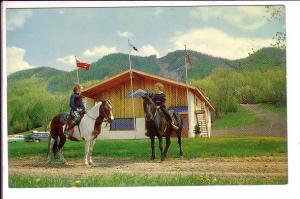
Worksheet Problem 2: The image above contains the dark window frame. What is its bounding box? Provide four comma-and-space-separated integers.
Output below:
110, 118, 136, 131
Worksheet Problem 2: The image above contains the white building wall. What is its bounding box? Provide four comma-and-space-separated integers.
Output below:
205, 107, 212, 137
188, 91, 195, 138
98, 118, 147, 140
84, 94, 211, 139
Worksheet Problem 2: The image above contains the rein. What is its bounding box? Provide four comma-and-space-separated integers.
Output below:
87, 101, 111, 130
85, 101, 108, 120
145, 96, 158, 121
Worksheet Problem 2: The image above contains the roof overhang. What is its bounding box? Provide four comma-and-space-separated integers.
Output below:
82, 69, 215, 111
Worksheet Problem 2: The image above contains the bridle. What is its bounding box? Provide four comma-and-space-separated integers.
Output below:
86, 100, 112, 124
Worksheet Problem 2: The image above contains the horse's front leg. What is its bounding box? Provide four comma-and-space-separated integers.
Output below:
150, 136, 155, 160
46, 136, 56, 164
84, 140, 91, 166
158, 135, 165, 161
88, 138, 97, 165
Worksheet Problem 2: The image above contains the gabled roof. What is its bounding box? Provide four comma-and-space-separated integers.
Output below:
82, 69, 214, 111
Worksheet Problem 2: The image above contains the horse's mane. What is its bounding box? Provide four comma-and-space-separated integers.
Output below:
85, 101, 102, 116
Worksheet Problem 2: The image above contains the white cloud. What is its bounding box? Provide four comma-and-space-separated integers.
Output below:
138, 45, 160, 57
190, 6, 268, 31
169, 27, 272, 60
7, 10, 32, 31
56, 55, 76, 67
83, 45, 117, 58
7, 46, 33, 75
117, 31, 134, 38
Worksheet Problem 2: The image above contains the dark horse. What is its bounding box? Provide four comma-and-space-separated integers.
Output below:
47, 100, 114, 165
142, 93, 183, 161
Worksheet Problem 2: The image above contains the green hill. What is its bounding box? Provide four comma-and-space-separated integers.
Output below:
47, 53, 161, 92
232, 47, 286, 70
158, 50, 234, 80
8, 47, 285, 93
8, 67, 66, 81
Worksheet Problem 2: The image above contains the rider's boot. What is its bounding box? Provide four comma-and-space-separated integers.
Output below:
145, 130, 150, 137
65, 121, 82, 141
64, 122, 75, 137
171, 122, 179, 131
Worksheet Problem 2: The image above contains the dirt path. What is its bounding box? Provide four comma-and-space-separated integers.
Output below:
9, 156, 287, 179
213, 104, 287, 137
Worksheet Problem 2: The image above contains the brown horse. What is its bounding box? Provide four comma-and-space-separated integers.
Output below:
47, 100, 114, 165
142, 93, 183, 161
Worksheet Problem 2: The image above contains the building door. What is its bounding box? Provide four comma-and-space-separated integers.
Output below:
180, 113, 189, 137
171, 113, 189, 137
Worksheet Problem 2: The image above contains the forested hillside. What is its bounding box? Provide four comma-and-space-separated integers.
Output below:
8, 67, 66, 81
47, 53, 161, 92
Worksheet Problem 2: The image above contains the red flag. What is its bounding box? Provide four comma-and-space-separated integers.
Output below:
76, 57, 90, 70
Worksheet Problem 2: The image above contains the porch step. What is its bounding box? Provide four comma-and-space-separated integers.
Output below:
195, 113, 209, 137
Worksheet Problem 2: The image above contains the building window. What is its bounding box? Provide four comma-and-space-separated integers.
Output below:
168, 106, 188, 113
110, 118, 135, 130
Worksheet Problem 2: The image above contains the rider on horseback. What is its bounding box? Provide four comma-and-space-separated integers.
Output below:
64, 84, 85, 137
145, 82, 179, 137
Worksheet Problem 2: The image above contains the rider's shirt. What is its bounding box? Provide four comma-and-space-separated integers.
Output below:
153, 92, 166, 108
70, 92, 84, 111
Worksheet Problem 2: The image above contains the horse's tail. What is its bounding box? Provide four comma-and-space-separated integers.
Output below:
47, 114, 60, 157
178, 117, 183, 135
53, 139, 58, 155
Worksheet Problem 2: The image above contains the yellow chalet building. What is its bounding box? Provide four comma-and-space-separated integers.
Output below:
81, 69, 214, 139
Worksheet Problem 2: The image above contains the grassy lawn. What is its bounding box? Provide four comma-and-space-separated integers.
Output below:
9, 173, 287, 187
8, 137, 287, 187
8, 136, 287, 160
212, 105, 267, 129
259, 103, 287, 116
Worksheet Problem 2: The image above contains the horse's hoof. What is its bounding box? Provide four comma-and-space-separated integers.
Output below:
88, 162, 94, 166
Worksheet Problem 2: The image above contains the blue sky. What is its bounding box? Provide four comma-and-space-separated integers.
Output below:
5, 5, 285, 74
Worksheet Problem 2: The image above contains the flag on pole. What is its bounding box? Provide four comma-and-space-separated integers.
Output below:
185, 50, 192, 65
76, 57, 90, 70
128, 40, 138, 52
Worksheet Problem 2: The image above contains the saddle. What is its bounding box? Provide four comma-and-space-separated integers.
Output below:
60, 113, 84, 141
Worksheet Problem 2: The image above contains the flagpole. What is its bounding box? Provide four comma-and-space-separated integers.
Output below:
128, 40, 136, 130
184, 45, 188, 85
184, 45, 189, 103
185, 45, 191, 137
75, 56, 79, 84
